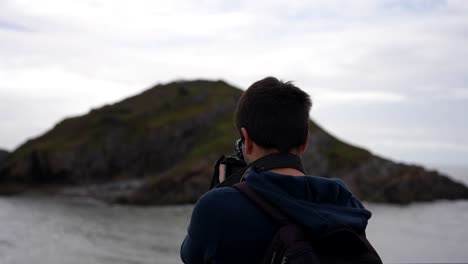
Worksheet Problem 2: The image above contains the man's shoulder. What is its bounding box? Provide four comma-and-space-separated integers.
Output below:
189, 186, 256, 233
195, 187, 245, 211
202, 186, 242, 198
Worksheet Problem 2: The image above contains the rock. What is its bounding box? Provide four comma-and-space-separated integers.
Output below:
0, 149, 9, 162
0, 148, 30, 195
1, 79, 467, 204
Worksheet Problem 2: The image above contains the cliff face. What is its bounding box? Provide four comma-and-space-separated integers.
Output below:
1, 81, 238, 185
1, 80, 467, 204
0, 149, 9, 163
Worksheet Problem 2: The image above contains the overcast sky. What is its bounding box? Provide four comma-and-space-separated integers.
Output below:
1, 0, 467, 167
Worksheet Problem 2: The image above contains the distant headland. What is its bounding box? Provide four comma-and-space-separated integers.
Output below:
0, 149, 9, 162
1, 80, 467, 205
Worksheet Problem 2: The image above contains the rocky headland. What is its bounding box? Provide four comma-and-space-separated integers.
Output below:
1, 80, 467, 205
0, 149, 9, 162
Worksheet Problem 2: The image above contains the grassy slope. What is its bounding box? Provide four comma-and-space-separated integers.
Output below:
4, 79, 461, 204
2, 79, 372, 184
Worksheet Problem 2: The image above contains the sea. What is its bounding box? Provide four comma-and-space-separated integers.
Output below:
0, 165, 467, 264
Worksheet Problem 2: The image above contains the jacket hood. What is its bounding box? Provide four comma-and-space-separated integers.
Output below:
244, 169, 371, 236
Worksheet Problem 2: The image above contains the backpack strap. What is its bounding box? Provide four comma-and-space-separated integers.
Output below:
233, 182, 289, 225
234, 182, 383, 264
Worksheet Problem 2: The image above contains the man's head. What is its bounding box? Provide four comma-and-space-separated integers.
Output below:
235, 77, 312, 163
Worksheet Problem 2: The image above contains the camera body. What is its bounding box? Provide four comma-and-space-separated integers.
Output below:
210, 139, 247, 189
210, 153, 247, 189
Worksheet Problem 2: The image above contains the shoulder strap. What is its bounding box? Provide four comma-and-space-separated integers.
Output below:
251, 153, 305, 174
215, 153, 305, 189
233, 182, 289, 225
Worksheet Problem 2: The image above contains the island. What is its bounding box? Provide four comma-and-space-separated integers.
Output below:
1, 80, 467, 205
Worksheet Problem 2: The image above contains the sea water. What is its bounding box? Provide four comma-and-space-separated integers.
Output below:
0, 166, 467, 264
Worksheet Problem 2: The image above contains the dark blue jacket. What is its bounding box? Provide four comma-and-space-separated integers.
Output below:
180, 170, 372, 264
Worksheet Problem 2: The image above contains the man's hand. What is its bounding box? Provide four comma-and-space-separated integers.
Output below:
218, 164, 226, 183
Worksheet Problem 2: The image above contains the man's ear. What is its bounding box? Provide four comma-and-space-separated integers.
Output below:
299, 131, 310, 154
240, 127, 253, 155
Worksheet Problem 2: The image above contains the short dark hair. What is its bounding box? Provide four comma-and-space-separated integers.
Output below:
235, 77, 312, 153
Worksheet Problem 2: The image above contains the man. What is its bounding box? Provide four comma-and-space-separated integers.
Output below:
180, 77, 376, 263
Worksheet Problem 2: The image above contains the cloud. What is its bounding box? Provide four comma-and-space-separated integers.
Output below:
312, 90, 407, 105
447, 89, 468, 100
372, 139, 468, 153
0, 19, 31, 32
367, 139, 468, 165
0, 0, 467, 165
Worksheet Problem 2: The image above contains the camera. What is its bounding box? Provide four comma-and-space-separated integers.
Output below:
209, 138, 306, 189
209, 138, 248, 189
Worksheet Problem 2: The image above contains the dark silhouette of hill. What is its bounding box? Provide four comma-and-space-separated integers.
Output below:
0, 149, 9, 162
1, 80, 467, 204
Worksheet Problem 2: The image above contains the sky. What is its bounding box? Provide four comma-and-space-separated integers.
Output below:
1, 0, 467, 167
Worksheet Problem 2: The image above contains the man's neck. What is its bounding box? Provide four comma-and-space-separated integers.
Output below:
269, 167, 305, 176
247, 146, 305, 176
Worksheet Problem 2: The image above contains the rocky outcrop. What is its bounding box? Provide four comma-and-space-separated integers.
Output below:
343, 158, 468, 204
0, 149, 8, 162
298, 124, 468, 204
0, 149, 9, 177
1, 80, 467, 204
